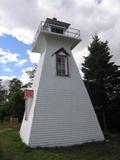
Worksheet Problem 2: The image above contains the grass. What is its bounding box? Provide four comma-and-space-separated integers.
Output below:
0, 122, 120, 160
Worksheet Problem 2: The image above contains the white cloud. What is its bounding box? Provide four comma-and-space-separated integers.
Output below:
73, 47, 89, 77
0, 48, 19, 63
102, 0, 120, 14
0, 76, 16, 80
22, 67, 34, 73
16, 59, 27, 66
4, 68, 12, 73
27, 50, 40, 64
0, 76, 16, 90
0, 0, 36, 44
11, 28, 34, 45
74, 47, 89, 67
20, 67, 34, 85
20, 72, 29, 85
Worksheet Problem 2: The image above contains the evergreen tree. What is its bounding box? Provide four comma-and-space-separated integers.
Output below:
82, 35, 120, 132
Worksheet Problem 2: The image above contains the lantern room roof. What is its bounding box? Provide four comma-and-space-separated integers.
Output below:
45, 18, 70, 29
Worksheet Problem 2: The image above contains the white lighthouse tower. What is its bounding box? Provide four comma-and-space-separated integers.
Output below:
20, 18, 104, 147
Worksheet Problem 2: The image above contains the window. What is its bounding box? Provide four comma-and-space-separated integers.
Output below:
51, 26, 63, 34
56, 54, 69, 76
52, 48, 70, 77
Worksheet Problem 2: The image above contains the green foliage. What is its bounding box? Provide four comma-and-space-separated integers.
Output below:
0, 80, 9, 120
82, 35, 120, 131
0, 103, 10, 120
0, 78, 25, 121
0, 79, 7, 104
8, 78, 23, 99
8, 78, 25, 121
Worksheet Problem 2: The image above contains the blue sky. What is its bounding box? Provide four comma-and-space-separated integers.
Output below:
0, 35, 36, 83
0, 34, 40, 84
0, 0, 120, 84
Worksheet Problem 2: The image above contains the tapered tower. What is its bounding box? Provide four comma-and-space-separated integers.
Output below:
20, 18, 104, 147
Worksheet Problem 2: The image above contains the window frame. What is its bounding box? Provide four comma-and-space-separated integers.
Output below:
56, 53, 69, 77
52, 48, 70, 77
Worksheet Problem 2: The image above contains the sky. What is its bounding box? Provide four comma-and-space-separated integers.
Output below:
0, 0, 120, 84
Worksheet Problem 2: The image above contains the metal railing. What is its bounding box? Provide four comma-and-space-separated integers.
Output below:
33, 21, 80, 47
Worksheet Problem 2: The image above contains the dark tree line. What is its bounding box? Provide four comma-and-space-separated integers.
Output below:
0, 78, 25, 121
82, 35, 120, 132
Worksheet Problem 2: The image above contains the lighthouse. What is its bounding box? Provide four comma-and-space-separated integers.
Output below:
20, 18, 104, 147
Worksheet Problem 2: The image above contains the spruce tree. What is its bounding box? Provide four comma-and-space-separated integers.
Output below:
82, 35, 120, 132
